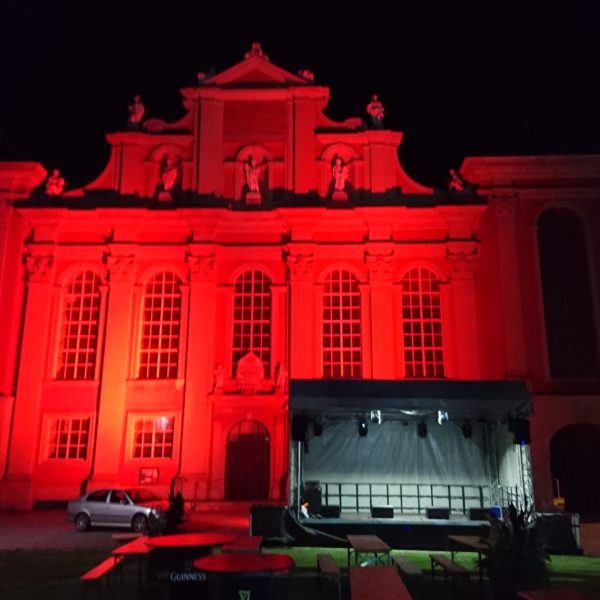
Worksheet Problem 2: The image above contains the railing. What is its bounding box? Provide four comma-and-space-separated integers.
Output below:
318, 481, 521, 515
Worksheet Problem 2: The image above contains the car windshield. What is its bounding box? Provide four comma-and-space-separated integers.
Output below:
125, 489, 161, 504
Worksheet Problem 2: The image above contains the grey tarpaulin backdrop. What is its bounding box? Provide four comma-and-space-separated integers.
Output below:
289, 379, 532, 506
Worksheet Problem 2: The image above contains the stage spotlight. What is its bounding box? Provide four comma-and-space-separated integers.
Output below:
358, 418, 368, 437
509, 418, 531, 445
437, 410, 448, 425
370, 409, 382, 424
461, 421, 472, 439
417, 421, 427, 438
313, 419, 323, 437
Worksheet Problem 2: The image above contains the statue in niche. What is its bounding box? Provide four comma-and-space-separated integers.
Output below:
275, 362, 288, 392
128, 95, 145, 126
331, 155, 349, 192
212, 362, 224, 391
366, 93, 384, 128
243, 155, 268, 198
448, 168, 465, 191
161, 156, 178, 192
45, 169, 65, 196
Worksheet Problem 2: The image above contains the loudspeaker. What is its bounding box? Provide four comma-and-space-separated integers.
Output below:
371, 505, 394, 518
510, 418, 531, 445
468, 508, 489, 521
292, 415, 309, 442
300, 481, 322, 513
320, 505, 341, 518
249, 504, 286, 537
426, 507, 450, 519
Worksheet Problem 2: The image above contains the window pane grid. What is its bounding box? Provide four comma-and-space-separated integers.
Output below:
57, 272, 101, 380
47, 417, 90, 459
139, 272, 182, 379
322, 270, 362, 378
402, 268, 445, 378
232, 271, 271, 375
132, 416, 174, 459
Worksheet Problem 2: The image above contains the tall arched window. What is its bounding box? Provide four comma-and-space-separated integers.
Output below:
538, 208, 599, 377
56, 271, 102, 380
401, 267, 445, 378
322, 269, 362, 378
138, 271, 182, 379
232, 270, 272, 376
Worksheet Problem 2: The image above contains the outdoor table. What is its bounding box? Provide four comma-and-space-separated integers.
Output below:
145, 533, 237, 599
349, 565, 413, 600
194, 552, 295, 599
112, 535, 153, 586
517, 592, 589, 600
346, 534, 391, 568
447, 534, 492, 590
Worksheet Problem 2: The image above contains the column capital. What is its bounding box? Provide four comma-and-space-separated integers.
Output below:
25, 254, 54, 283
490, 195, 517, 219
104, 253, 136, 282
286, 252, 314, 282
187, 253, 216, 282
365, 251, 395, 281
446, 242, 479, 280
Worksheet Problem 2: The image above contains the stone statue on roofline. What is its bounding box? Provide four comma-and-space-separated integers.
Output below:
448, 168, 476, 193
245, 42, 269, 61
45, 169, 65, 196
127, 94, 145, 127
297, 68, 315, 82
366, 93, 384, 129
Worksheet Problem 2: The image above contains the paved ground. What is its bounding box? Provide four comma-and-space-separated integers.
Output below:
0, 506, 250, 551
0, 507, 598, 556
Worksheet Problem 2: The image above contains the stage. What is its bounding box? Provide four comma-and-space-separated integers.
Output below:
284, 509, 491, 550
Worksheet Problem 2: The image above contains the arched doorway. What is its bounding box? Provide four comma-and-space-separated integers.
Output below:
225, 420, 270, 500
550, 424, 600, 519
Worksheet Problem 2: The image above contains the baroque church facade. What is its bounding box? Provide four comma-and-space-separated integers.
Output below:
0, 46, 599, 513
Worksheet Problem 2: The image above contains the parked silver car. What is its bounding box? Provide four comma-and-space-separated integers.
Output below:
67, 488, 168, 532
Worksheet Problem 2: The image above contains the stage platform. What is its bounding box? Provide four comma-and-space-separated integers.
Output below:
290, 511, 491, 550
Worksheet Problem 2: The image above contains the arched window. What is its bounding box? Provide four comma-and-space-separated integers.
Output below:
538, 208, 599, 377
322, 269, 362, 378
401, 267, 445, 378
232, 270, 272, 376
139, 271, 182, 379
56, 271, 102, 380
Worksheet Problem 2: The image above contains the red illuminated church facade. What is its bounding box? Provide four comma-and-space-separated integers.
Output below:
0, 46, 599, 514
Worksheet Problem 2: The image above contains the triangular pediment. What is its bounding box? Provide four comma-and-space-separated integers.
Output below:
206, 49, 306, 86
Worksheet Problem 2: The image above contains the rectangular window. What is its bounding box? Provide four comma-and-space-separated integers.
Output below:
47, 417, 90, 460
322, 270, 362, 378
57, 272, 101, 380
138, 272, 182, 379
132, 416, 174, 459
401, 268, 445, 378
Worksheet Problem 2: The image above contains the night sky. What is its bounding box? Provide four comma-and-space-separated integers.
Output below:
1, 1, 599, 189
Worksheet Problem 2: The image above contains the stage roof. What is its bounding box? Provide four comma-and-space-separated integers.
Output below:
288, 379, 532, 421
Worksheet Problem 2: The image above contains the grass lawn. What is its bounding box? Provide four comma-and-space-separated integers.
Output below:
1, 547, 599, 599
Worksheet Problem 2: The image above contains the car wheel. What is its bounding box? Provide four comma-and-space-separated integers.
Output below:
75, 513, 91, 532
131, 513, 148, 533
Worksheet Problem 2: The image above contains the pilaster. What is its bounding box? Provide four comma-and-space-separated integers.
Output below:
91, 250, 136, 485
366, 249, 396, 378
446, 242, 481, 378
286, 249, 316, 378
3, 251, 55, 505
491, 195, 529, 378
180, 250, 217, 498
